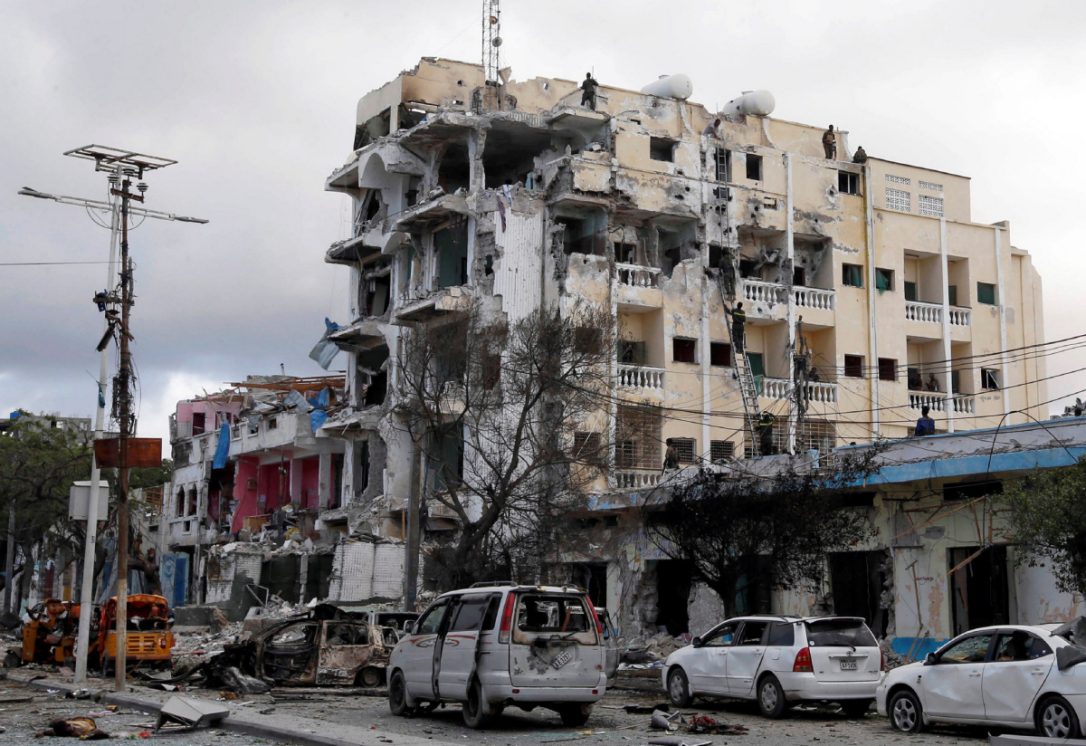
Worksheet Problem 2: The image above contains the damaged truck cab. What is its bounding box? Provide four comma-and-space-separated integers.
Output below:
388, 583, 607, 729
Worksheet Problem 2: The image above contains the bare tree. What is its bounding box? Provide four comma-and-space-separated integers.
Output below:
395, 302, 614, 588
646, 449, 880, 613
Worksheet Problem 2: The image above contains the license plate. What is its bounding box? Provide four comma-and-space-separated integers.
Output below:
840, 659, 858, 671
552, 650, 573, 669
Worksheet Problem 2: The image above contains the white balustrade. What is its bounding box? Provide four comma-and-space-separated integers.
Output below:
792, 286, 835, 311
909, 392, 946, 412
741, 278, 788, 305
905, 300, 943, 324
951, 395, 976, 414
948, 306, 971, 326
616, 263, 661, 288
618, 364, 665, 392
761, 378, 837, 403
614, 469, 661, 490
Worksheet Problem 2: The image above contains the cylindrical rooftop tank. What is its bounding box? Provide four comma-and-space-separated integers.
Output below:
720, 90, 776, 117
640, 74, 694, 100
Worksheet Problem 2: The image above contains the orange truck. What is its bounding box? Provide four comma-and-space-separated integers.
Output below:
94, 594, 174, 671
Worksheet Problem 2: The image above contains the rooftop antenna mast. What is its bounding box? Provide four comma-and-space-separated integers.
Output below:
482, 0, 502, 108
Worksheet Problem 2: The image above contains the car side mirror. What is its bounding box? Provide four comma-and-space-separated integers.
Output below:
923, 652, 936, 666
403, 620, 416, 635
691, 636, 703, 648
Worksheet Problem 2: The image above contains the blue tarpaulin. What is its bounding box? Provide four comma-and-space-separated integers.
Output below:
212, 423, 231, 469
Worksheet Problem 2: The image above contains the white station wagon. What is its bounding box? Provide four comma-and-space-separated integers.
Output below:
663, 615, 882, 718
878, 622, 1086, 739
388, 583, 607, 729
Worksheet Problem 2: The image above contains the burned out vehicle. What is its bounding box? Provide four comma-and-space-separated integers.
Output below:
212, 604, 397, 687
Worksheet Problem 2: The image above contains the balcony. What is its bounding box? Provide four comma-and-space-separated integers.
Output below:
793, 286, 835, 311
613, 469, 660, 490
762, 378, 838, 404
739, 279, 835, 325
618, 364, 665, 394
392, 285, 473, 324
741, 278, 787, 306
905, 301, 972, 327
908, 392, 976, 414
615, 263, 663, 309
328, 319, 386, 351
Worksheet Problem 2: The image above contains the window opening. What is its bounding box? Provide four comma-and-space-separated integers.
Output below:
672, 338, 696, 364
715, 149, 731, 182
710, 342, 732, 367
904, 281, 917, 301
838, 171, 860, 195
710, 440, 735, 462
649, 137, 677, 162
878, 357, 897, 382
977, 282, 997, 305
886, 187, 911, 212
842, 264, 864, 288
875, 268, 894, 292
745, 153, 763, 181
919, 194, 944, 217
981, 368, 1000, 390
844, 355, 864, 378
671, 437, 695, 463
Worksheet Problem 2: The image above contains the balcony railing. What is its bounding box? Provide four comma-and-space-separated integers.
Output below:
793, 286, 835, 310
908, 392, 976, 414
949, 306, 971, 326
614, 469, 660, 490
905, 300, 942, 323
740, 279, 835, 311
615, 263, 661, 288
741, 278, 788, 305
618, 364, 665, 392
762, 378, 838, 403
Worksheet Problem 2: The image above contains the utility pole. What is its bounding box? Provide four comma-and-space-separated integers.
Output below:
18, 145, 206, 688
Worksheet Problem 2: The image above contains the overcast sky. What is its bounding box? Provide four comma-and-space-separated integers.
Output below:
3, 0, 1085, 444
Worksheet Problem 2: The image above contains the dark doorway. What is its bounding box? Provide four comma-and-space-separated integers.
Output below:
568, 562, 608, 609
305, 554, 333, 602
830, 550, 889, 637
654, 559, 693, 636
949, 545, 1009, 636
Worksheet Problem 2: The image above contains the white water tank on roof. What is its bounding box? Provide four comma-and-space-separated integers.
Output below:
721, 90, 776, 117
640, 74, 694, 100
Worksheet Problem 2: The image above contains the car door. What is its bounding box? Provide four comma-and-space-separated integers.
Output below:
920, 633, 992, 720
260, 621, 320, 684
726, 620, 769, 697
982, 631, 1054, 724
688, 621, 738, 695
436, 593, 494, 701
400, 600, 449, 698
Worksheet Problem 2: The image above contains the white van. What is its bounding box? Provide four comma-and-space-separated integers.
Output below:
387, 583, 607, 728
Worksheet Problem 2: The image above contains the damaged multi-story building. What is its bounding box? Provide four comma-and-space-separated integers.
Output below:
311, 57, 1053, 645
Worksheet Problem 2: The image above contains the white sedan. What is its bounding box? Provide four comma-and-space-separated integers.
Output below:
877, 623, 1086, 738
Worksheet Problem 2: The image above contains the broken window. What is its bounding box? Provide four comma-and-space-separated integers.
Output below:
710, 342, 732, 367
482, 122, 552, 188
672, 337, 696, 364
191, 412, 205, 436
435, 219, 469, 289
556, 215, 606, 256
838, 171, 860, 195
437, 140, 470, 192
671, 437, 696, 463
878, 358, 897, 382
710, 440, 735, 462
843, 355, 864, 378
361, 261, 391, 317
739, 259, 758, 279
353, 107, 391, 150
175, 487, 185, 518
618, 340, 646, 365
649, 137, 677, 162
981, 368, 1000, 390
977, 282, 997, 305
875, 268, 894, 292
745, 153, 763, 181
792, 266, 806, 287
715, 149, 731, 182
614, 242, 636, 264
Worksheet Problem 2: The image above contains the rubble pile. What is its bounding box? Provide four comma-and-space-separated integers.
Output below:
619, 631, 687, 670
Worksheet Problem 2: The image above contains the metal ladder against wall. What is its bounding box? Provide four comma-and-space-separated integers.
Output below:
715, 275, 763, 455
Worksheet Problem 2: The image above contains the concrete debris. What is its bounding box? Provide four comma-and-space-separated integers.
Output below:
215, 665, 271, 694
155, 695, 230, 730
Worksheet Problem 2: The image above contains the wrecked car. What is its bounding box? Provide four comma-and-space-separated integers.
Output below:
6, 599, 86, 667
209, 603, 397, 687
595, 607, 620, 688
878, 619, 1086, 739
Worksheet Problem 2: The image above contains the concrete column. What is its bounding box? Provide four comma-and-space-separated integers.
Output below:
785, 153, 797, 454
994, 226, 1012, 419
939, 218, 955, 432
863, 164, 880, 436
318, 451, 333, 510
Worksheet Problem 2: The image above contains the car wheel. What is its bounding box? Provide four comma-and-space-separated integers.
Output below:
559, 703, 592, 727
388, 670, 413, 716
462, 678, 493, 729
757, 675, 787, 718
357, 666, 384, 688
667, 668, 692, 707
1037, 695, 1081, 739
888, 689, 923, 733
840, 699, 873, 718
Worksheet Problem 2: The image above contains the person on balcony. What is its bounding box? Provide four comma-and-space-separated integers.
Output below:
926, 374, 941, 392
662, 438, 679, 472
914, 405, 936, 436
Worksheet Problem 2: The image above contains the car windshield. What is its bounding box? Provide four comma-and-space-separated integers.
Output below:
517, 595, 590, 633
805, 619, 876, 647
